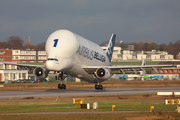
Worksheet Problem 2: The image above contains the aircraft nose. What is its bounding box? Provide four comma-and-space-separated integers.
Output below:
45, 58, 72, 71
45, 60, 54, 71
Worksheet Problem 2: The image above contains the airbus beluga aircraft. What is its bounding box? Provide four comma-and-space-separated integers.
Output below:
31, 29, 175, 90
34, 29, 116, 90
2, 29, 174, 90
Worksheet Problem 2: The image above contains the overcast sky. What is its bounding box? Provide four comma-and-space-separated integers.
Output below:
0, 0, 180, 45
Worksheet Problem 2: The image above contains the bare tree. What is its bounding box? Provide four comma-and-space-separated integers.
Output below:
6, 36, 24, 49
0, 41, 9, 49
23, 44, 36, 50
35, 42, 45, 50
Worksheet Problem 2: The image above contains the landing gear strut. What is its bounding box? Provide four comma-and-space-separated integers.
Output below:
95, 84, 103, 90
56, 71, 66, 90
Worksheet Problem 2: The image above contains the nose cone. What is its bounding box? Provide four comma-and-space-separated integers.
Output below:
45, 59, 72, 71
45, 60, 55, 71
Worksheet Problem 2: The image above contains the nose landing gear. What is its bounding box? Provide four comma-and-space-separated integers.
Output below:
56, 71, 66, 90
58, 83, 66, 89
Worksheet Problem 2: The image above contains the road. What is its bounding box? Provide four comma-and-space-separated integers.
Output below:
0, 87, 179, 99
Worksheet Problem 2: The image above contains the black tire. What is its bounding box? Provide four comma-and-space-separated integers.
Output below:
95, 84, 99, 90
58, 84, 62, 89
99, 85, 103, 90
62, 84, 66, 90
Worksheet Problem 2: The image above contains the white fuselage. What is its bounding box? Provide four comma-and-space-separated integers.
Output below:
45, 29, 110, 83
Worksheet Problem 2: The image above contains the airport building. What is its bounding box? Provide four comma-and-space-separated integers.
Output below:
152, 68, 180, 76
0, 47, 175, 63
0, 62, 28, 82
101, 46, 174, 61
112, 74, 179, 81
0, 49, 46, 62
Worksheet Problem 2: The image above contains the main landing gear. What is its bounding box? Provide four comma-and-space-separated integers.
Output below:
95, 84, 103, 90
56, 71, 66, 90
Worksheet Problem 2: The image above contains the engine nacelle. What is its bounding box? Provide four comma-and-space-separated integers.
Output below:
33, 67, 48, 79
95, 68, 111, 80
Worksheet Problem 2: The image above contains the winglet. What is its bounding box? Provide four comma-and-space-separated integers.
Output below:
141, 59, 146, 66
106, 34, 116, 62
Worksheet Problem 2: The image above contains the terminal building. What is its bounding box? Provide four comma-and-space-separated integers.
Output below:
0, 62, 28, 82
101, 46, 174, 61
0, 49, 46, 62
0, 46, 175, 63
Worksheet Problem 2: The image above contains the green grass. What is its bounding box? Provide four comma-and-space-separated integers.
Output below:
0, 99, 177, 113
2, 80, 180, 91
18, 62, 45, 65
1, 112, 180, 120
18, 61, 161, 66
111, 61, 160, 65
0, 112, 179, 120
0, 99, 180, 120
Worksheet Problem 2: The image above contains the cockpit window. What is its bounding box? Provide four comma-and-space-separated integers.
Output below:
47, 58, 58, 61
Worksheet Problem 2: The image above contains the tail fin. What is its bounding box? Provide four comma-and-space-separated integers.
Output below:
106, 34, 116, 62
141, 59, 146, 66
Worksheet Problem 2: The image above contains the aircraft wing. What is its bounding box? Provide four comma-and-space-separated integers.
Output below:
3, 62, 44, 69
83, 64, 175, 74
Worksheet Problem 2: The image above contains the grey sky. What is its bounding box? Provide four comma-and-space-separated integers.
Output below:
0, 0, 180, 45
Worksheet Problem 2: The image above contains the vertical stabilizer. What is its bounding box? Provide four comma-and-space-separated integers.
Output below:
140, 59, 146, 75
141, 59, 146, 66
106, 34, 116, 62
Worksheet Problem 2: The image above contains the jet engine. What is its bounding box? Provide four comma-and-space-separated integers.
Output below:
33, 67, 48, 79
95, 68, 111, 80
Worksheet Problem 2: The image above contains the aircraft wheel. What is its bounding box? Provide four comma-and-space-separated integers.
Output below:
62, 84, 66, 90
95, 84, 103, 90
99, 85, 103, 90
95, 84, 99, 90
58, 84, 66, 90
58, 84, 62, 89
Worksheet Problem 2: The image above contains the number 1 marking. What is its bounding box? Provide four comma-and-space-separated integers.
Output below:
53, 39, 59, 47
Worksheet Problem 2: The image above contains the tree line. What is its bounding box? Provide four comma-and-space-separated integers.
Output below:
106, 39, 180, 59
0, 36, 45, 50
0, 36, 180, 59
130, 40, 180, 59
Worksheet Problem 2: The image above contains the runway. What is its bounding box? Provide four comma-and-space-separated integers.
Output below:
0, 87, 179, 99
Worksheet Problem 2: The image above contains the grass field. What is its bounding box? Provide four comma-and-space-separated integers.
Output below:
1, 112, 180, 120
0, 99, 177, 113
0, 96, 180, 120
111, 61, 160, 65
1, 80, 180, 91
2, 61, 178, 119
18, 62, 45, 65
18, 61, 161, 66
1, 80, 180, 119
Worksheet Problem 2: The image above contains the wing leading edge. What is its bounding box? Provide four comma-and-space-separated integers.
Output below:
83, 64, 175, 75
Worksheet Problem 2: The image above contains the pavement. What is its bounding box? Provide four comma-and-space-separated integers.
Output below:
0, 87, 179, 99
